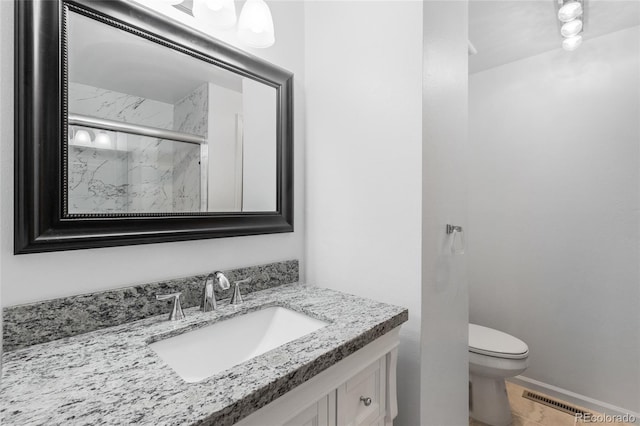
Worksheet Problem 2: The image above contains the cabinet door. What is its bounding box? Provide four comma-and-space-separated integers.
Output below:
283, 391, 336, 426
336, 356, 386, 426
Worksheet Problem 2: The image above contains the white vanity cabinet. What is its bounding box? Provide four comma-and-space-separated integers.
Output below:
336, 355, 386, 426
236, 327, 401, 426
282, 392, 336, 426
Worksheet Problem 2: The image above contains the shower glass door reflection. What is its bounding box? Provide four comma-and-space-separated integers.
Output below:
67, 124, 206, 214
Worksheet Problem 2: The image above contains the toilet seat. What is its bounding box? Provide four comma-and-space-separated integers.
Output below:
469, 324, 529, 360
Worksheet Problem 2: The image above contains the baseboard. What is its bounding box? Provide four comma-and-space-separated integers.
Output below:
508, 376, 639, 425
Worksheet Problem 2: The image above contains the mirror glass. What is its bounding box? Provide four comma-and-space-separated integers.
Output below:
67, 10, 277, 214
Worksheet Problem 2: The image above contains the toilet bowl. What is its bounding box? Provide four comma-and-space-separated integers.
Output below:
469, 324, 529, 426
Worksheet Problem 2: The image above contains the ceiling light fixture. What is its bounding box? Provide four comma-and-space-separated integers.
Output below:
562, 35, 583, 51
558, 1, 583, 22
557, 0, 585, 51
561, 19, 583, 38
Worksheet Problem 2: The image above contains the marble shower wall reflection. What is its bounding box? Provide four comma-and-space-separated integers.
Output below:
67, 82, 206, 214
173, 84, 208, 212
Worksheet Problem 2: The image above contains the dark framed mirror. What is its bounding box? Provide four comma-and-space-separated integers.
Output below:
15, 0, 293, 254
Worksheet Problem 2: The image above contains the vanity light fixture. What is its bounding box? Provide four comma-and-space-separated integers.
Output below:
557, 0, 584, 51
237, 0, 275, 48
193, 0, 237, 29
173, 0, 275, 48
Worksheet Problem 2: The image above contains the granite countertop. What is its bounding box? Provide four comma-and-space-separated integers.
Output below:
0, 284, 408, 426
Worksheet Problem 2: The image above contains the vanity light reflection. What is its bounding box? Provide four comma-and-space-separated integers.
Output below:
94, 131, 112, 147
73, 128, 91, 145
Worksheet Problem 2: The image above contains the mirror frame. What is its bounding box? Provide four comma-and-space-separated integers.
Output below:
15, 0, 294, 254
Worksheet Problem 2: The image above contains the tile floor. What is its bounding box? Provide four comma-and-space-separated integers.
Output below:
469, 382, 633, 426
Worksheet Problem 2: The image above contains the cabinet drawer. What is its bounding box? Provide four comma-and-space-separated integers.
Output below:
337, 356, 386, 426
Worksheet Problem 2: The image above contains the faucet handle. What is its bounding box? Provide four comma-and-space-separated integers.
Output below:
156, 292, 185, 321
230, 277, 251, 305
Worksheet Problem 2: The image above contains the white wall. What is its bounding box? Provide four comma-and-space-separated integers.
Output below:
0, 0, 306, 306
469, 26, 640, 412
208, 83, 243, 211
242, 78, 277, 212
421, 2, 469, 425
305, 2, 423, 425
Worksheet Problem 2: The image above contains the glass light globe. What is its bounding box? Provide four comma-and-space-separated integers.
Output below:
206, 0, 225, 11
94, 131, 112, 148
561, 19, 583, 37
558, 1, 583, 22
237, 0, 275, 48
193, 0, 237, 29
74, 129, 92, 145
562, 35, 583, 51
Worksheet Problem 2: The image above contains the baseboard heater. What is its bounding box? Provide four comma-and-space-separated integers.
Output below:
522, 390, 593, 418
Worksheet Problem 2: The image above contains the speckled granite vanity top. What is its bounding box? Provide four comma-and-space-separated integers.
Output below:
0, 284, 407, 426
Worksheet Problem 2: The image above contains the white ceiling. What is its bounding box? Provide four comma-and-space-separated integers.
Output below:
469, 0, 640, 74
68, 10, 243, 104
69, 2, 639, 85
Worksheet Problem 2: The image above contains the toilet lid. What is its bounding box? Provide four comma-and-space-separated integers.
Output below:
469, 324, 529, 359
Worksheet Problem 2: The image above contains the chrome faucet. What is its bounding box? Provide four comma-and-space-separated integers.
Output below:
156, 292, 185, 321
201, 271, 230, 312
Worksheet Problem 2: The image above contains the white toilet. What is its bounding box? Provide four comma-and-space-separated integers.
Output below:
469, 324, 529, 426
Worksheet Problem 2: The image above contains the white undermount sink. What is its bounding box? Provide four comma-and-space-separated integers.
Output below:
149, 306, 328, 383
